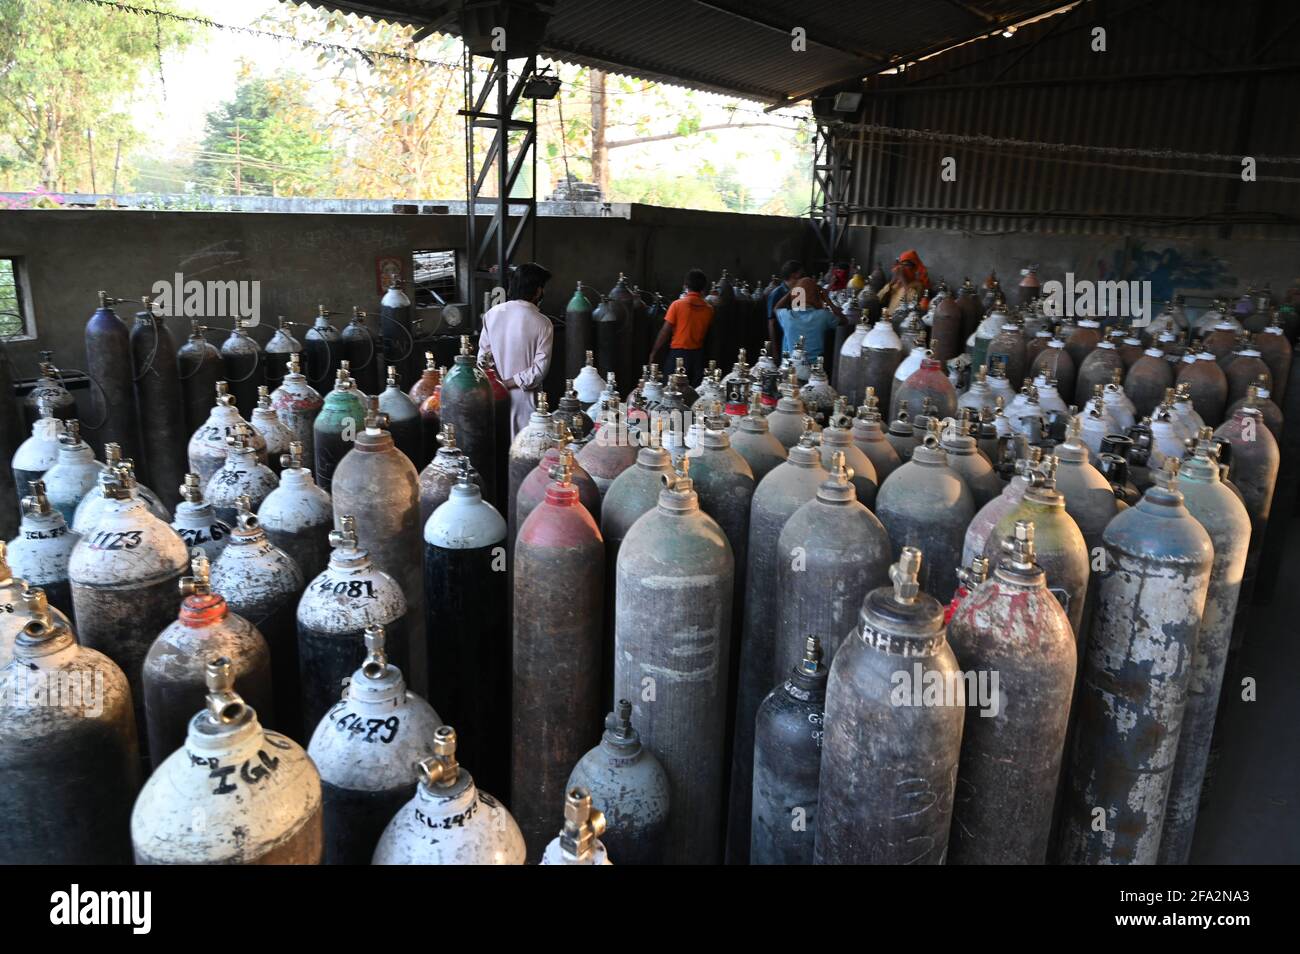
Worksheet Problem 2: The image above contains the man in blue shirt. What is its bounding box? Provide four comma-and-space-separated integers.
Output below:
766, 259, 804, 352
773, 276, 846, 376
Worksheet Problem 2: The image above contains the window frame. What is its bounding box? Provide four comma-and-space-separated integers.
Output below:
0, 255, 35, 340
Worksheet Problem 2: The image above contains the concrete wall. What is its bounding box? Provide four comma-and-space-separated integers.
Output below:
0, 204, 813, 383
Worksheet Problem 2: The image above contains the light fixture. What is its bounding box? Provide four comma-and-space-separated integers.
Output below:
1002, 25, 1017, 38
832, 91, 863, 112
524, 65, 561, 99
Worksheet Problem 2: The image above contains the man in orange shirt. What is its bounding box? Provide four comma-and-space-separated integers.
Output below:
650, 268, 713, 384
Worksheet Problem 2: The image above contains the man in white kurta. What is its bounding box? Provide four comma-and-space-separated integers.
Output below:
477, 263, 555, 440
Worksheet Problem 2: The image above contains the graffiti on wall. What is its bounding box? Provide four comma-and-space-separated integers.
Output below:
1107, 243, 1235, 303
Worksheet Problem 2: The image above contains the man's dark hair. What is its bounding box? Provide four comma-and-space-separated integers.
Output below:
684, 268, 709, 293
509, 262, 552, 301
779, 259, 804, 280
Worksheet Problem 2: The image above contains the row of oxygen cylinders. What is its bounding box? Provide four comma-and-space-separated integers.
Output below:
1, 316, 1282, 865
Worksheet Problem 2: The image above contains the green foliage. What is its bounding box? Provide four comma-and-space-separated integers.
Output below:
0, 0, 193, 190
608, 171, 728, 212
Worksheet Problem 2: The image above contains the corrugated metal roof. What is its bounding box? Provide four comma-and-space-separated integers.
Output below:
296, 0, 1066, 103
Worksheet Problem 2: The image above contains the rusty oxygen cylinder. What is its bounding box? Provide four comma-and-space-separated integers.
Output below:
8, 481, 79, 619
171, 472, 231, 563
567, 700, 670, 865
12, 399, 62, 509
1158, 432, 1250, 865
423, 459, 510, 798
410, 352, 442, 462
341, 307, 382, 397
40, 421, 104, 527
263, 316, 301, 393
481, 355, 512, 504
330, 397, 424, 689
312, 367, 366, 494
206, 422, 279, 526
947, 521, 1076, 864
506, 393, 552, 541
308, 625, 441, 865
303, 305, 342, 396
440, 335, 497, 508
516, 420, 602, 531
68, 469, 188, 742
615, 457, 733, 865
129, 297, 188, 509
728, 426, 825, 864
132, 658, 323, 864
296, 514, 407, 735
1176, 344, 1229, 426
419, 424, 481, 527
211, 498, 305, 740
177, 320, 223, 436
513, 451, 605, 858
143, 551, 274, 766
0, 595, 141, 863
577, 402, 638, 496
729, 389, 788, 483
270, 351, 323, 464
250, 386, 294, 476
751, 635, 828, 866
815, 548, 965, 864
188, 381, 267, 489
1213, 389, 1279, 648
221, 317, 267, 419
539, 786, 612, 865
875, 421, 975, 602
373, 725, 525, 864
776, 452, 891, 678
83, 291, 142, 462
1058, 459, 1212, 864
377, 365, 422, 467
256, 442, 332, 583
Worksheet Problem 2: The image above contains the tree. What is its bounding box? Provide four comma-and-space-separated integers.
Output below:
0, 0, 193, 191
195, 73, 331, 196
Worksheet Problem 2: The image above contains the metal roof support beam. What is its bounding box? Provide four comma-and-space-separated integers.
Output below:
688, 0, 890, 65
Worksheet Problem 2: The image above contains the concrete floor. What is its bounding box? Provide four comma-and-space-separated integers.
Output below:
1190, 516, 1300, 864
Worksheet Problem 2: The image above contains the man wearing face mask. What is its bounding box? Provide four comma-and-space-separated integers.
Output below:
478, 261, 555, 439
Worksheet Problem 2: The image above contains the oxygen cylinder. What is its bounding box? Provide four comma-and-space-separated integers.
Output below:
177, 321, 223, 436
861, 317, 903, 415
776, 452, 891, 679
1214, 390, 1279, 647
171, 472, 231, 564
263, 316, 301, 393
132, 658, 322, 864
752, 636, 828, 865
270, 352, 323, 464
566, 700, 670, 865
850, 388, 901, 484
1053, 417, 1119, 560
946, 521, 1075, 864
312, 368, 367, 493
69, 470, 188, 740
970, 298, 1006, 374
341, 307, 381, 397
817, 399, 877, 506
308, 625, 440, 865
1224, 337, 1270, 406
330, 399, 423, 689
1158, 433, 1250, 865
505, 394, 552, 540
373, 725, 524, 864
12, 400, 62, 508
1064, 318, 1101, 373
516, 421, 602, 530
296, 514, 407, 736
376, 366, 422, 467
72, 450, 169, 533
192, 413, 274, 522
767, 369, 810, 449
566, 283, 596, 380
1030, 335, 1076, 404
23, 351, 76, 425
436, 336, 496, 509
480, 355, 511, 504
1058, 460, 1212, 864
419, 424, 480, 528
1225, 374, 1282, 440
379, 277, 415, 384
1176, 346, 1228, 426
554, 378, 595, 445
728, 429, 825, 864
729, 390, 788, 483
1075, 336, 1124, 407
539, 786, 612, 865
304, 306, 342, 396
41, 421, 104, 525
0, 597, 140, 863
142, 551, 273, 765
0, 354, 19, 537
1124, 344, 1175, 419
930, 286, 964, 363
220, 317, 266, 419
7, 481, 79, 619
988, 320, 1028, 390
615, 459, 732, 864
574, 348, 605, 407
513, 452, 604, 857
188, 381, 267, 489
423, 460, 510, 799
939, 411, 1001, 509
1, 544, 23, 661
129, 299, 187, 508
211, 500, 305, 740
892, 350, 958, 424
256, 442, 331, 583
1254, 314, 1292, 398
875, 423, 975, 602
250, 386, 294, 476
834, 318, 870, 407
577, 403, 638, 495
83, 291, 142, 462
815, 549, 964, 864
410, 352, 442, 464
